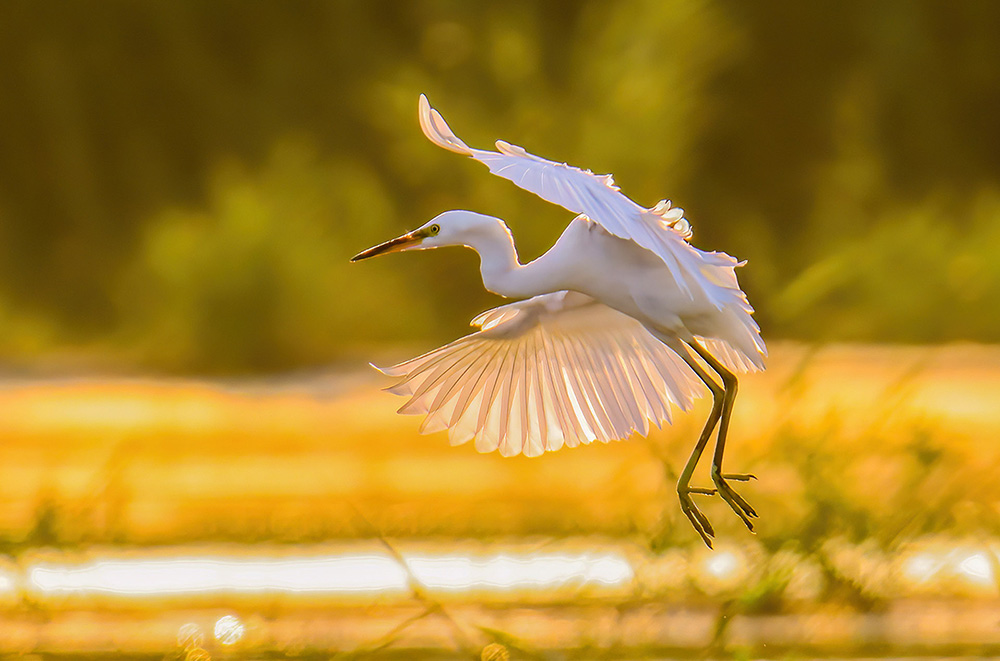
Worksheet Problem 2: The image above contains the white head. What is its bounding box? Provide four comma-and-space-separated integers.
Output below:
351, 210, 508, 262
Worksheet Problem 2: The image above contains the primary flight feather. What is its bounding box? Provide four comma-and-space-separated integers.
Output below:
351, 94, 767, 547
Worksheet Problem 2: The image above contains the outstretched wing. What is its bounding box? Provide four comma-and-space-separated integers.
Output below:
377, 292, 705, 458
418, 94, 741, 304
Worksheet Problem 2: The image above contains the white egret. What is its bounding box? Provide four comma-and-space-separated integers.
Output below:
351, 95, 766, 546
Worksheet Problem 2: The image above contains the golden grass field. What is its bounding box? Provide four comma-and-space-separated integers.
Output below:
0, 343, 998, 657
0, 342, 996, 544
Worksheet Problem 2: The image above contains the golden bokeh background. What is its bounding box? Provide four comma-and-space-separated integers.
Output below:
0, 0, 999, 657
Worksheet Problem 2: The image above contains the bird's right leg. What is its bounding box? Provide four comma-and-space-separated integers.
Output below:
666, 339, 725, 548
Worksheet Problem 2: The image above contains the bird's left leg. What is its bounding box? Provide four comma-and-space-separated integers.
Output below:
688, 340, 758, 532
660, 338, 724, 548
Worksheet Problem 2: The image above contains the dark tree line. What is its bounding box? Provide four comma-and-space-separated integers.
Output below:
0, 0, 998, 371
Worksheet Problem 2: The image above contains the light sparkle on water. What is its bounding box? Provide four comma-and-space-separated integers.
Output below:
956, 551, 993, 585
214, 615, 245, 645
703, 550, 740, 580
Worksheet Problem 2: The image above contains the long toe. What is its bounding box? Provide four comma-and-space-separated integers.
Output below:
725, 484, 757, 519
682, 506, 714, 549
678, 490, 716, 547
723, 473, 756, 481
712, 474, 757, 532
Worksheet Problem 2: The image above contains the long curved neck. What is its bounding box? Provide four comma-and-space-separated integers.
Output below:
465, 221, 560, 299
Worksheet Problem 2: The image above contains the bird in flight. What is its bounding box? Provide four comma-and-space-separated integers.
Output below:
352, 95, 766, 547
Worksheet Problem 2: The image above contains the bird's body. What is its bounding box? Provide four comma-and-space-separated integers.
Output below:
351, 95, 766, 546
461, 212, 760, 366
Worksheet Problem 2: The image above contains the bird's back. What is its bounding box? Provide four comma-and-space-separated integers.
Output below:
542, 216, 765, 372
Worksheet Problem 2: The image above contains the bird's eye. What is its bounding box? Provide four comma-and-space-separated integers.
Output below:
429, 224, 441, 236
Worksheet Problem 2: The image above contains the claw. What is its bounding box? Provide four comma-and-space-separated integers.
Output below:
678, 487, 716, 548
711, 468, 758, 532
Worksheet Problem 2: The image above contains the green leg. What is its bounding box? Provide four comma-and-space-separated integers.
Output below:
689, 341, 758, 532
669, 340, 725, 549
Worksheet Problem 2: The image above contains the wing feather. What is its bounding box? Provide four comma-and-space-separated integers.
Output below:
637, 336, 702, 411
576, 334, 631, 439
497, 341, 524, 457
447, 343, 509, 447
479, 342, 517, 454
562, 334, 616, 442
522, 334, 542, 455
400, 340, 484, 416
384, 338, 477, 396
519, 339, 538, 456
544, 330, 593, 445
537, 330, 586, 448
620, 339, 671, 426
420, 341, 490, 434
599, 332, 649, 437
531, 336, 564, 453
627, 336, 670, 424
379, 292, 706, 457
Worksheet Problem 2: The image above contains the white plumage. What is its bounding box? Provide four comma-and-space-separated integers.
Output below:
352, 95, 767, 546
420, 95, 735, 304
380, 291, 702, 457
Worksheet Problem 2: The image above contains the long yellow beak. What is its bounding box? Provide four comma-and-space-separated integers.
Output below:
350, 228, 429, 262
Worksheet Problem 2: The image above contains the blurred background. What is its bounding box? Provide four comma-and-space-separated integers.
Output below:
1, 0, 999, 658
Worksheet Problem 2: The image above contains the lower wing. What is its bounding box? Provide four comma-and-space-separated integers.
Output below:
377, 292, 705, 457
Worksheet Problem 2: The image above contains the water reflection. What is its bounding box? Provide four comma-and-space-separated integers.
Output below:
25, 549, 633, 599
8, 538, 1000, 607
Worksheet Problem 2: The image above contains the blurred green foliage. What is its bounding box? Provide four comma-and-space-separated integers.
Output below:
118, 141, 437, 371
1, 0, 999, 372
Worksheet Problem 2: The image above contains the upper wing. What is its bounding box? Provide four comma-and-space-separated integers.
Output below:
418, 94, 742, 303
377, 292, 704, 458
